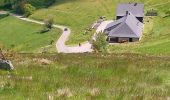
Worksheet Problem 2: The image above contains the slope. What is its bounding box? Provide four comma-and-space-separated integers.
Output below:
30, 0, 170, 55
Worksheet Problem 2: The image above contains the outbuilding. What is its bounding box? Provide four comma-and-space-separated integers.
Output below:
116, 3, 144, 22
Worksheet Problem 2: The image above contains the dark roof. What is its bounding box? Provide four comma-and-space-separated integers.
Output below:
105, 17, 126, 30
117, 3, 144, 17
108, 12, 143, 38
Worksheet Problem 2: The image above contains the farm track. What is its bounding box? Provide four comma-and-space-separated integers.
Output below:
8, 13, 93, 53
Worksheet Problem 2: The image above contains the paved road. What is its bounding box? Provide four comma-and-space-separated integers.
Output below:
9, 13, 93, 53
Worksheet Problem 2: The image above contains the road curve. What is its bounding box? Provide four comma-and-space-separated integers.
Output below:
9, 13, 93, 53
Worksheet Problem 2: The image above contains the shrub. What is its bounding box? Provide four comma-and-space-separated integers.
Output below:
44, 18, 54, 29
92, 32, 108, 52
23, 4, 35, 17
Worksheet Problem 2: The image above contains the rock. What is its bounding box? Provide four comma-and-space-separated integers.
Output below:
0, 60, 14, 70
48, 94, 53, 100
39, 58, 52, 65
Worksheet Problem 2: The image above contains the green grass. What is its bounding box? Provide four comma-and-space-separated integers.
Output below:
0, 16, 61, 53
108, 16, 170, 55
0, 53, 169, 99
30, 0, 117, 44
1, 0, 170, 55
29, 0, 170, 55
30, 0, 170, 44
0, 0, 54, 8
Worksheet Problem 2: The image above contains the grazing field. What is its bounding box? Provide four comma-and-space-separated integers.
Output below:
0, 0, 170, 54
0, 16, 61, 53
29, 0, 170, 55
0, 53, 169, 99
30, 0, 170, 44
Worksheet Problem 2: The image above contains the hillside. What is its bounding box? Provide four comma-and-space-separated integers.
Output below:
0, 0, 170, 99
0, 0, 55, 8
0, 0, 169, 54
0, 16, 61, 53
29, 0, 170, 55
27, 0, 55, 8
0, 53, 170, 99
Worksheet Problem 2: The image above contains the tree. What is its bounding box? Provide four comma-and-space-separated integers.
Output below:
2, 0, 27, 13
44, 17, 54, 29
39, 17, 54, 33
15, 0, 27, 14
23, 4, 35, 17
92, 32, 108, 52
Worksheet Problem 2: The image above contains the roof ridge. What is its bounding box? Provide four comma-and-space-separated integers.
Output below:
124, 22, 139, 37
124, 12, 142, 37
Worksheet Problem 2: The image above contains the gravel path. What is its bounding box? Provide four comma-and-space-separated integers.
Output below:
9, 13, 93, 53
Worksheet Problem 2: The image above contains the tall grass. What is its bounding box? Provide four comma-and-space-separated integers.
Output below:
0, 53, 169, 99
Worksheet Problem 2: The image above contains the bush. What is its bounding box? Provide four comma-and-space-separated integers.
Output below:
23, 4, 35, 17
44, 18, 54, 29
92, 32, 108, 52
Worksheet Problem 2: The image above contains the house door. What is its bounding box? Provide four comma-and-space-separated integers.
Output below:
129, 38, 133, 42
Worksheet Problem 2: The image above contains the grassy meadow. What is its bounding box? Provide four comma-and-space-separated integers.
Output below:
29, 0, 170, 55
0, 0, 169, 55
0, 0, 170, 99
0, 53, 169, 99
30, 0, 170, 43
0, 16, 61, 53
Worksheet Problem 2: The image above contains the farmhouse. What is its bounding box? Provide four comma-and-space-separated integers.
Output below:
96, 3, 144, 43
105, 12, 143, 42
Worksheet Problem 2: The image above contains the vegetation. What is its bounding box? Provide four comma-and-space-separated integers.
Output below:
0, 53, 169, 99
0, 0, 170, 55
165, 10, 170, 17
108, 16, 170, 55
0, 0, 36, 17
39, 17, 54, 34
28, 0, 170, 55
23, 4, 35, 17
0, 16, 61, 53
92, 32, 108, 52
0, 0, 170, 99
28, 0, 55, 8
29, 0, 170, 45
0, 13, 9, 19
44, 17, 54, 29
0, 0, 55, 9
